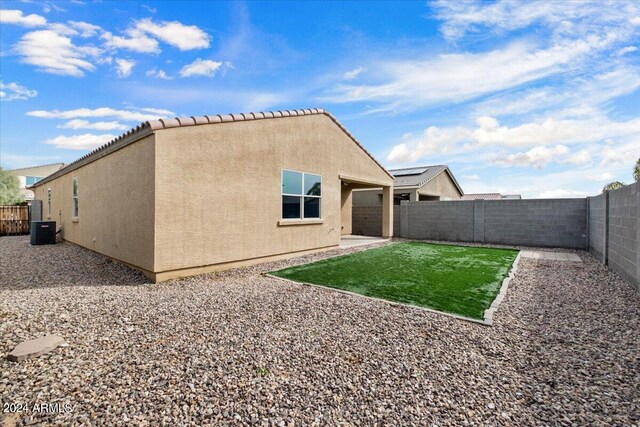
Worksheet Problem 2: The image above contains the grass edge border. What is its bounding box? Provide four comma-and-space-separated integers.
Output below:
265, 273, 489, 326
265, 247, 523, 327
483, 251, 522, 326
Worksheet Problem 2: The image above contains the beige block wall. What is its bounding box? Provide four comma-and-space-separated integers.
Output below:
418, 171, 462, 200
33, 135, 156, 272
153, 114, 391, 273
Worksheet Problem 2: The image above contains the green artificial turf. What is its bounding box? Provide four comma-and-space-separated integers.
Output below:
270, 242, 519, 320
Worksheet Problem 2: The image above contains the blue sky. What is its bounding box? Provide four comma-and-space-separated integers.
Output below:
1, 0, 639, 198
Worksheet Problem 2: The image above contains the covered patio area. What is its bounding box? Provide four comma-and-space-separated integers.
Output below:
339, 175, 393, 238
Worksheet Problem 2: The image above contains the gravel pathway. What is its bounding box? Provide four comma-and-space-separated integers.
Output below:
1, 236, 638, 426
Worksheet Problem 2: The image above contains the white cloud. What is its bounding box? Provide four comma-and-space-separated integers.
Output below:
146, 68, 172, 79
102, 29, 159, 53
561, 150, 592, 165
180, 59, 226, 77
494, 145, 570, 168
473, 66, 640, 118
323, 38, 616, 112
537, 189, 588, 198
462, 174, 480, 180
44, 133, 117, 150
58, 119, 130, 131
600, 140, 640, 166
386, 115, 640, 164
141, 5, 157, 14
0, 153, 63, 169
15, 29, 100, 76
0, 81, 37, 101
27, 107, 175, 122
115, 58, 135, 77
591, 172, 614, 181
431, 0, 639, 40
135, 18, 210, 50
343, 67, 366, 80
617, 45, 638, 55
67, 21, 102, 38
137, 107, 175, 116
0, 9, 47, 27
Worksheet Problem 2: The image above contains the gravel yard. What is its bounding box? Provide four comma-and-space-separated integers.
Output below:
1, 236, 638, 426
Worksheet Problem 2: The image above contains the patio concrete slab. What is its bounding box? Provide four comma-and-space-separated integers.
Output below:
520, 250, 582, 262
339, 235, 389, 249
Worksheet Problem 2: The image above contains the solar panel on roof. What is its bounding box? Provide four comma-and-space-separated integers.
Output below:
392, 167, 428, 176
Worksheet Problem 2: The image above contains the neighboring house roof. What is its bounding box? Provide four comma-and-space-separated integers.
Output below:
32, 108, 393, 188
7, 163, 65, 174
390, 165, 464, 195
461, 193, 503, 200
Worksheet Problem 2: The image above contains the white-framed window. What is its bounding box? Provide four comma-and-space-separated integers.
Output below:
281, 169, 321, 219
47, 188, 52, 216
72, 177, 79, 218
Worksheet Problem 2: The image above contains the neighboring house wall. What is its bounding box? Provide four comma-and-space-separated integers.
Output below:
152, 114, 392, 276
33, 136, 156, 272
417, 171, 462, 200
9, 164, 64, 200
353, 169, 461, 205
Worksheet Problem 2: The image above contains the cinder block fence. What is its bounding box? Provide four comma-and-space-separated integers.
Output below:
352, 182, 640, 290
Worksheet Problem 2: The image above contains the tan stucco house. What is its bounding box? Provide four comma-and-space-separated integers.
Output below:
31, 108, 394, 282
353, 165, 463, 206
7, 163, 65, 200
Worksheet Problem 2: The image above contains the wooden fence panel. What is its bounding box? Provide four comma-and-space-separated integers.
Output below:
0, 205, 30, 236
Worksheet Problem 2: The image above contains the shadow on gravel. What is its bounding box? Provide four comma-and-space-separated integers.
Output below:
0, 236, 150, 291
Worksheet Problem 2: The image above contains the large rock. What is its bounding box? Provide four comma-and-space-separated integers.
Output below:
6, 334, 64, 362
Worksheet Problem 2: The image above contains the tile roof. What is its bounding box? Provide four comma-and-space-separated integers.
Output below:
32, 108, 393, 187
390, 165, 464, 195
461, 193, 503, 200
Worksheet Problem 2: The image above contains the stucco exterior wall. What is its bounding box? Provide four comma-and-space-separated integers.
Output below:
33, 136, 156, 272
341, 185, 353, 235
153, 114, 391, 274
417, 171, 462, 200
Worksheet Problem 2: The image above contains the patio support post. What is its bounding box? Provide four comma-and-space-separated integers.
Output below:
382, 186, 393, 238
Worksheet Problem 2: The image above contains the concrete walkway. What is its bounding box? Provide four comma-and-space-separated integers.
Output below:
339, 235, 388, 249
520, 250, 583, 262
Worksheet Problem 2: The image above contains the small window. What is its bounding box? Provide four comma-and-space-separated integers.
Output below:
47, 188, 52, 216
26, 176, 43, 186
72, 178, 79, 218
281, 170, 321, 219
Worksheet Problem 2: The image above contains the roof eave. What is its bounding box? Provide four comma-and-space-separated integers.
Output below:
31, 108, 394, 188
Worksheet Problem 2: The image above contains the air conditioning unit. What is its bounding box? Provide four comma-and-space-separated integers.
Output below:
30, 221, 56, 245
